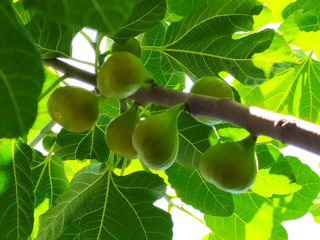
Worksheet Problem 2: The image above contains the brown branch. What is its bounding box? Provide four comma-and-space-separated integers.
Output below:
45, 58, 320, 156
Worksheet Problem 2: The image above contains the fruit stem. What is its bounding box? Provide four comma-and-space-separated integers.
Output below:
120, 157, 127, 176
28, 120, 56, 148
119, 99, 128, 114
39, 74, 68, 100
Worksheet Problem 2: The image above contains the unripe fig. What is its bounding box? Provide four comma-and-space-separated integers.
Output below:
105, 104, 139, 159
132, 104, 183, 170
42, 132, 56, 151
191, 76, 234, 125
111, 38, 141, 58
97, 51, 149, 99
198, 135, 257, 193
47, 86, 99, 133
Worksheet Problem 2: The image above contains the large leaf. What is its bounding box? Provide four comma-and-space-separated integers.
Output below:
167, 0, 214, 17
0, 0, 44, 138
143, 0, 274, 84
113, 0, 167, 41
0, 139, 34, 239
204, 153, 320, 240
23, 0, 134, 35
25, 14, 79, 58
142, 23, 185, 90
54, 98, 119, 162
234, 55, 320, 124
38, 164, 173, 240
31, 150, 69, 206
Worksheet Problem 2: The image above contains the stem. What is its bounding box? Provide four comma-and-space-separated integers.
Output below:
28, 120, 56, 148
164, 194, 206, 225
95, 34, 104, 74
80, 30, 95, 49
42, 59, 320, 156
39, 74, 68, 100
119, 99, 128, 113
120, 158, 128, 176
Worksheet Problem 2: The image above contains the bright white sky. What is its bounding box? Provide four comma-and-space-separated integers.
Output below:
43, 28, 320, 240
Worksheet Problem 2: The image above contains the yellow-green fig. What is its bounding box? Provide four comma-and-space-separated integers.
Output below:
198, 135, 257, 193
132, 104, 183, 170
191, 76, 234, 125
97, 51, 149, 99
47, 86, 99, 133
105, 104, 139, 159
111, 38, 141, 58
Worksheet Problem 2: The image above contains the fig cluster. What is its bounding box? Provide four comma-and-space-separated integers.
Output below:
46, 36, 259, 194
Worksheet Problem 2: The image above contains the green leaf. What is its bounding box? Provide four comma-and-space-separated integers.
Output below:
143, 0, 274, 84
167, 0, 214, 17
204, 154, 320, 240
142, 23, 185, 90
38, 164, 173, 240
282, 0, 319, 19
54, 98, 119, 162
259, 0, 295, 22
279, 10, 320, 57
166, 163, 234, 216
0, 0, 44, 138
234, 55, 320, 124
309, 203, 320, 224
113, 0, 167, 41
0, 139, 34, 240
23, 0, 134, 35
31, 150, 69, 206
25, 14, 79, 58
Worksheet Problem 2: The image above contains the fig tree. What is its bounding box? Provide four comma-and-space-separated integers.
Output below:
132, 104, 183, 170
111, 38, 141, 58
191, 76, 234, 125
47, 86, 99, 133
105, 104, 139, 159
198, 135, 257, 193
97, 51, 150, 99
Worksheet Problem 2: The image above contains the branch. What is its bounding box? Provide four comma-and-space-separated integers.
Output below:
44, 58, 320, 156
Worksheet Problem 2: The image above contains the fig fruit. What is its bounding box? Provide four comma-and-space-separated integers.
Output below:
198, 135, 257, 193
191, 76, 234, 125
105, 104, 139, 159
97, 51, 149, 99
132, 104, 183, 170
111, 38, 141, 58
42, 132, 56, 151
47, 86, 99, 133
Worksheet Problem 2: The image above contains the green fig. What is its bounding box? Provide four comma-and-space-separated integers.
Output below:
47, 86, 99, 133
105, 104, 139, 159
132, 104, 183, 170
191, 76, 234, 125
42, 132, 56, 151
97, 51, 149, 99
111, 38, 141, 58
198, 135, 257, 193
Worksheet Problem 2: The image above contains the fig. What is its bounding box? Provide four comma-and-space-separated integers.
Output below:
97, 51, 149, 99
42, 132, 56, 151
105, 104, 139, 159
198, 135, 257, 193
132, 104, 183, 170
111, 38, 141, 58
191, 76, 234, 125
47, 86, 99, 133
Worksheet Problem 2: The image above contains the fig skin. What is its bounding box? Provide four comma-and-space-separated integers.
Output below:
132, 104, 183, 170
191, 76, 234, 125
105, 104, 139, 159
97, 51, 149, 99
47, 86, 99, 133
111, 38, 141, 58
198, 135, 257, 193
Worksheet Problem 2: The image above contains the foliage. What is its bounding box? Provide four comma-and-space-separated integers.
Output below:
1, 0, 320, 239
